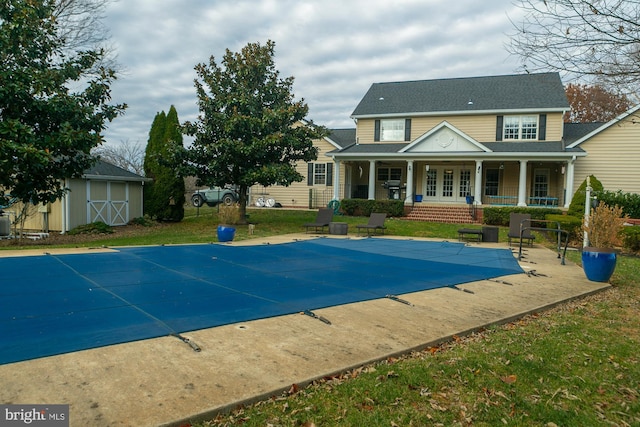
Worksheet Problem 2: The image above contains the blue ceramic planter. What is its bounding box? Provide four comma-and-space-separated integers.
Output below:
217, 225, 236, 242
582, 247, 617, 282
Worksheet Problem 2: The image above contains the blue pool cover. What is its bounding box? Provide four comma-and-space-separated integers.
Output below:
0, 238, 523, 365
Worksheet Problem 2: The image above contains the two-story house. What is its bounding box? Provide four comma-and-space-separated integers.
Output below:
330, 72, 584, 209
253, 72, 640, 221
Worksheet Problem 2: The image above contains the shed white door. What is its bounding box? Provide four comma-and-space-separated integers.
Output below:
87, 181, 129, 226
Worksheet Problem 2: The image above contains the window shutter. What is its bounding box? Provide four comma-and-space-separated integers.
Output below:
326, 163, 333, 186
307, 163, 313, 186
374, 120, 381, 141
404, 119, 412, 141
538, 114, 547, 140
496, 116, 503, 141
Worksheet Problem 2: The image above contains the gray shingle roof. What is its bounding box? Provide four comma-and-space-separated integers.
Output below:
483, 142, 584, 153
84, 159, 146, 180
351, 72, 569, 117
563, 122, 604, 145
327, 128, 356, 148
330, 141, 584, 156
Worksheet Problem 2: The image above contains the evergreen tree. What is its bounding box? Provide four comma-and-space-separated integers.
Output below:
143, 107, 185, 221
180, 40, 328, 222
0, 1, 125, 208
568, 175, 604, 218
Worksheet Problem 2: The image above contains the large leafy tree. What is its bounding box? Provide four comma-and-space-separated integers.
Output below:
143, 106, 185, 221
0, 0, 125, 208
564, 83, 631, 123
508, 0, 640, 94
181, 40, 328, 222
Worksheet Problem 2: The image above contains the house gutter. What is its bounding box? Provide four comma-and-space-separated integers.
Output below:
82, 174, 152, 183
62, 179, 70, 234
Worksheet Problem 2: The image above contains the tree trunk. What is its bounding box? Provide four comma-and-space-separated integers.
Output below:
237, 184, 249, 225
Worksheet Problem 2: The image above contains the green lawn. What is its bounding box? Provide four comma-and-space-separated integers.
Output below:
4, 208, 639, 426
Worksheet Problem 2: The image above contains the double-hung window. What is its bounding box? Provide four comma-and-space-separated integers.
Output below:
307, 162, 333, 186
503, 115, 538, 140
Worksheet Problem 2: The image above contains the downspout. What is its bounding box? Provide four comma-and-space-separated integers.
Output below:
62, 179, 70, 234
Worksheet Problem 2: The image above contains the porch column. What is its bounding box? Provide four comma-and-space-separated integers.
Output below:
368, 160, 376, 200
517, 160, 528, 207
332, 159, 340, 201
564, 157, 576, 208
474, 160, 483, 205
405, 160, 414, 204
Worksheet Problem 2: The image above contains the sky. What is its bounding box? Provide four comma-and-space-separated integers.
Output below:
102, 0, 526, 146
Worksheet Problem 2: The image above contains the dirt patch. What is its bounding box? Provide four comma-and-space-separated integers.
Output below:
0, 223, 165, 249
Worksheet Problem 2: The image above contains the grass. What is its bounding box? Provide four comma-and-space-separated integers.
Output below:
197, 250, 640, 427
3, 207, 639, 426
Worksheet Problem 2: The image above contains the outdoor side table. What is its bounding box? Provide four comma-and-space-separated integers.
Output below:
329, 222, 348, 235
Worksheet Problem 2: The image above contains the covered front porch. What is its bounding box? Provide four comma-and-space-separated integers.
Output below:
331, 158, 578, 209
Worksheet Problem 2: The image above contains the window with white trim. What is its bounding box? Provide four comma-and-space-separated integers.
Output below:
533, 169, 549, 197
380, 119, 405, 141
503, 115, 538, 140
313, 163, 326, 185
307, 162, 333, 186
377, 167, 402, 182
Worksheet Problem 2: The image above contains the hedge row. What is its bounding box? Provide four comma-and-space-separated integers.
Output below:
339, 199, 405, 217
482, 206, 563, 227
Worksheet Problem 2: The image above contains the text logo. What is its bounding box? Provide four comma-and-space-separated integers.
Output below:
0, 405, 68, 427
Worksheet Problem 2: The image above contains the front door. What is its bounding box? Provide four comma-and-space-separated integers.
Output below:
423, 166, 473, 203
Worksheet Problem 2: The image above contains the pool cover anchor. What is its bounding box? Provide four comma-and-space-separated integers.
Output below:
452, 285, 475, 294
302, 309, 332, 325
487, 278, 513, 286
172, 333, 202, 352
385, 294, 414, 306
526, 269, 548, 278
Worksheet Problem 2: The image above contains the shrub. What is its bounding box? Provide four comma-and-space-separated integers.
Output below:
621, 227, 640, 252
340, 199, 404, 217
129, 216, 155, 227
545, 214, 582, 241
68, 221, 114, 235
482, 206, 563, 226
599, 190, 640, 219
582, 201, 628, 248
568, 175, 604, 218
218, 204, 241, 225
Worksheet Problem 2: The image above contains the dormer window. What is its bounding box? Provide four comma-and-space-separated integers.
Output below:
374, 119, 412, 142
380, 119, 405, 141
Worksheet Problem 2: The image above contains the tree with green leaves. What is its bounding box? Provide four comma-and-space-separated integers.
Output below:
180, 40, 328, 223
568, 175, 604, 218
143, 106, 185, 221
0, 1, 126, 224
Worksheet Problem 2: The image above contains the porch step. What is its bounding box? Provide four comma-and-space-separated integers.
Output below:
406, 205, 482, 224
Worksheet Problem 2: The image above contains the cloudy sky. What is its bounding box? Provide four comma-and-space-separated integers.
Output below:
102, 0, 526, 146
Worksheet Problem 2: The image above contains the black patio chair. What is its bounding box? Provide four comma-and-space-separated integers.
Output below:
507, 213, 535, 246
302, 208, 334, 233
356, 213, 387, 237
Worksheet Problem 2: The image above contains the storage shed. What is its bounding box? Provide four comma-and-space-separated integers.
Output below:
7, 160, 149, 233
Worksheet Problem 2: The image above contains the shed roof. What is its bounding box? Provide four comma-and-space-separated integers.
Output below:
83, 160, 148, 182
351, 72, 569, 118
